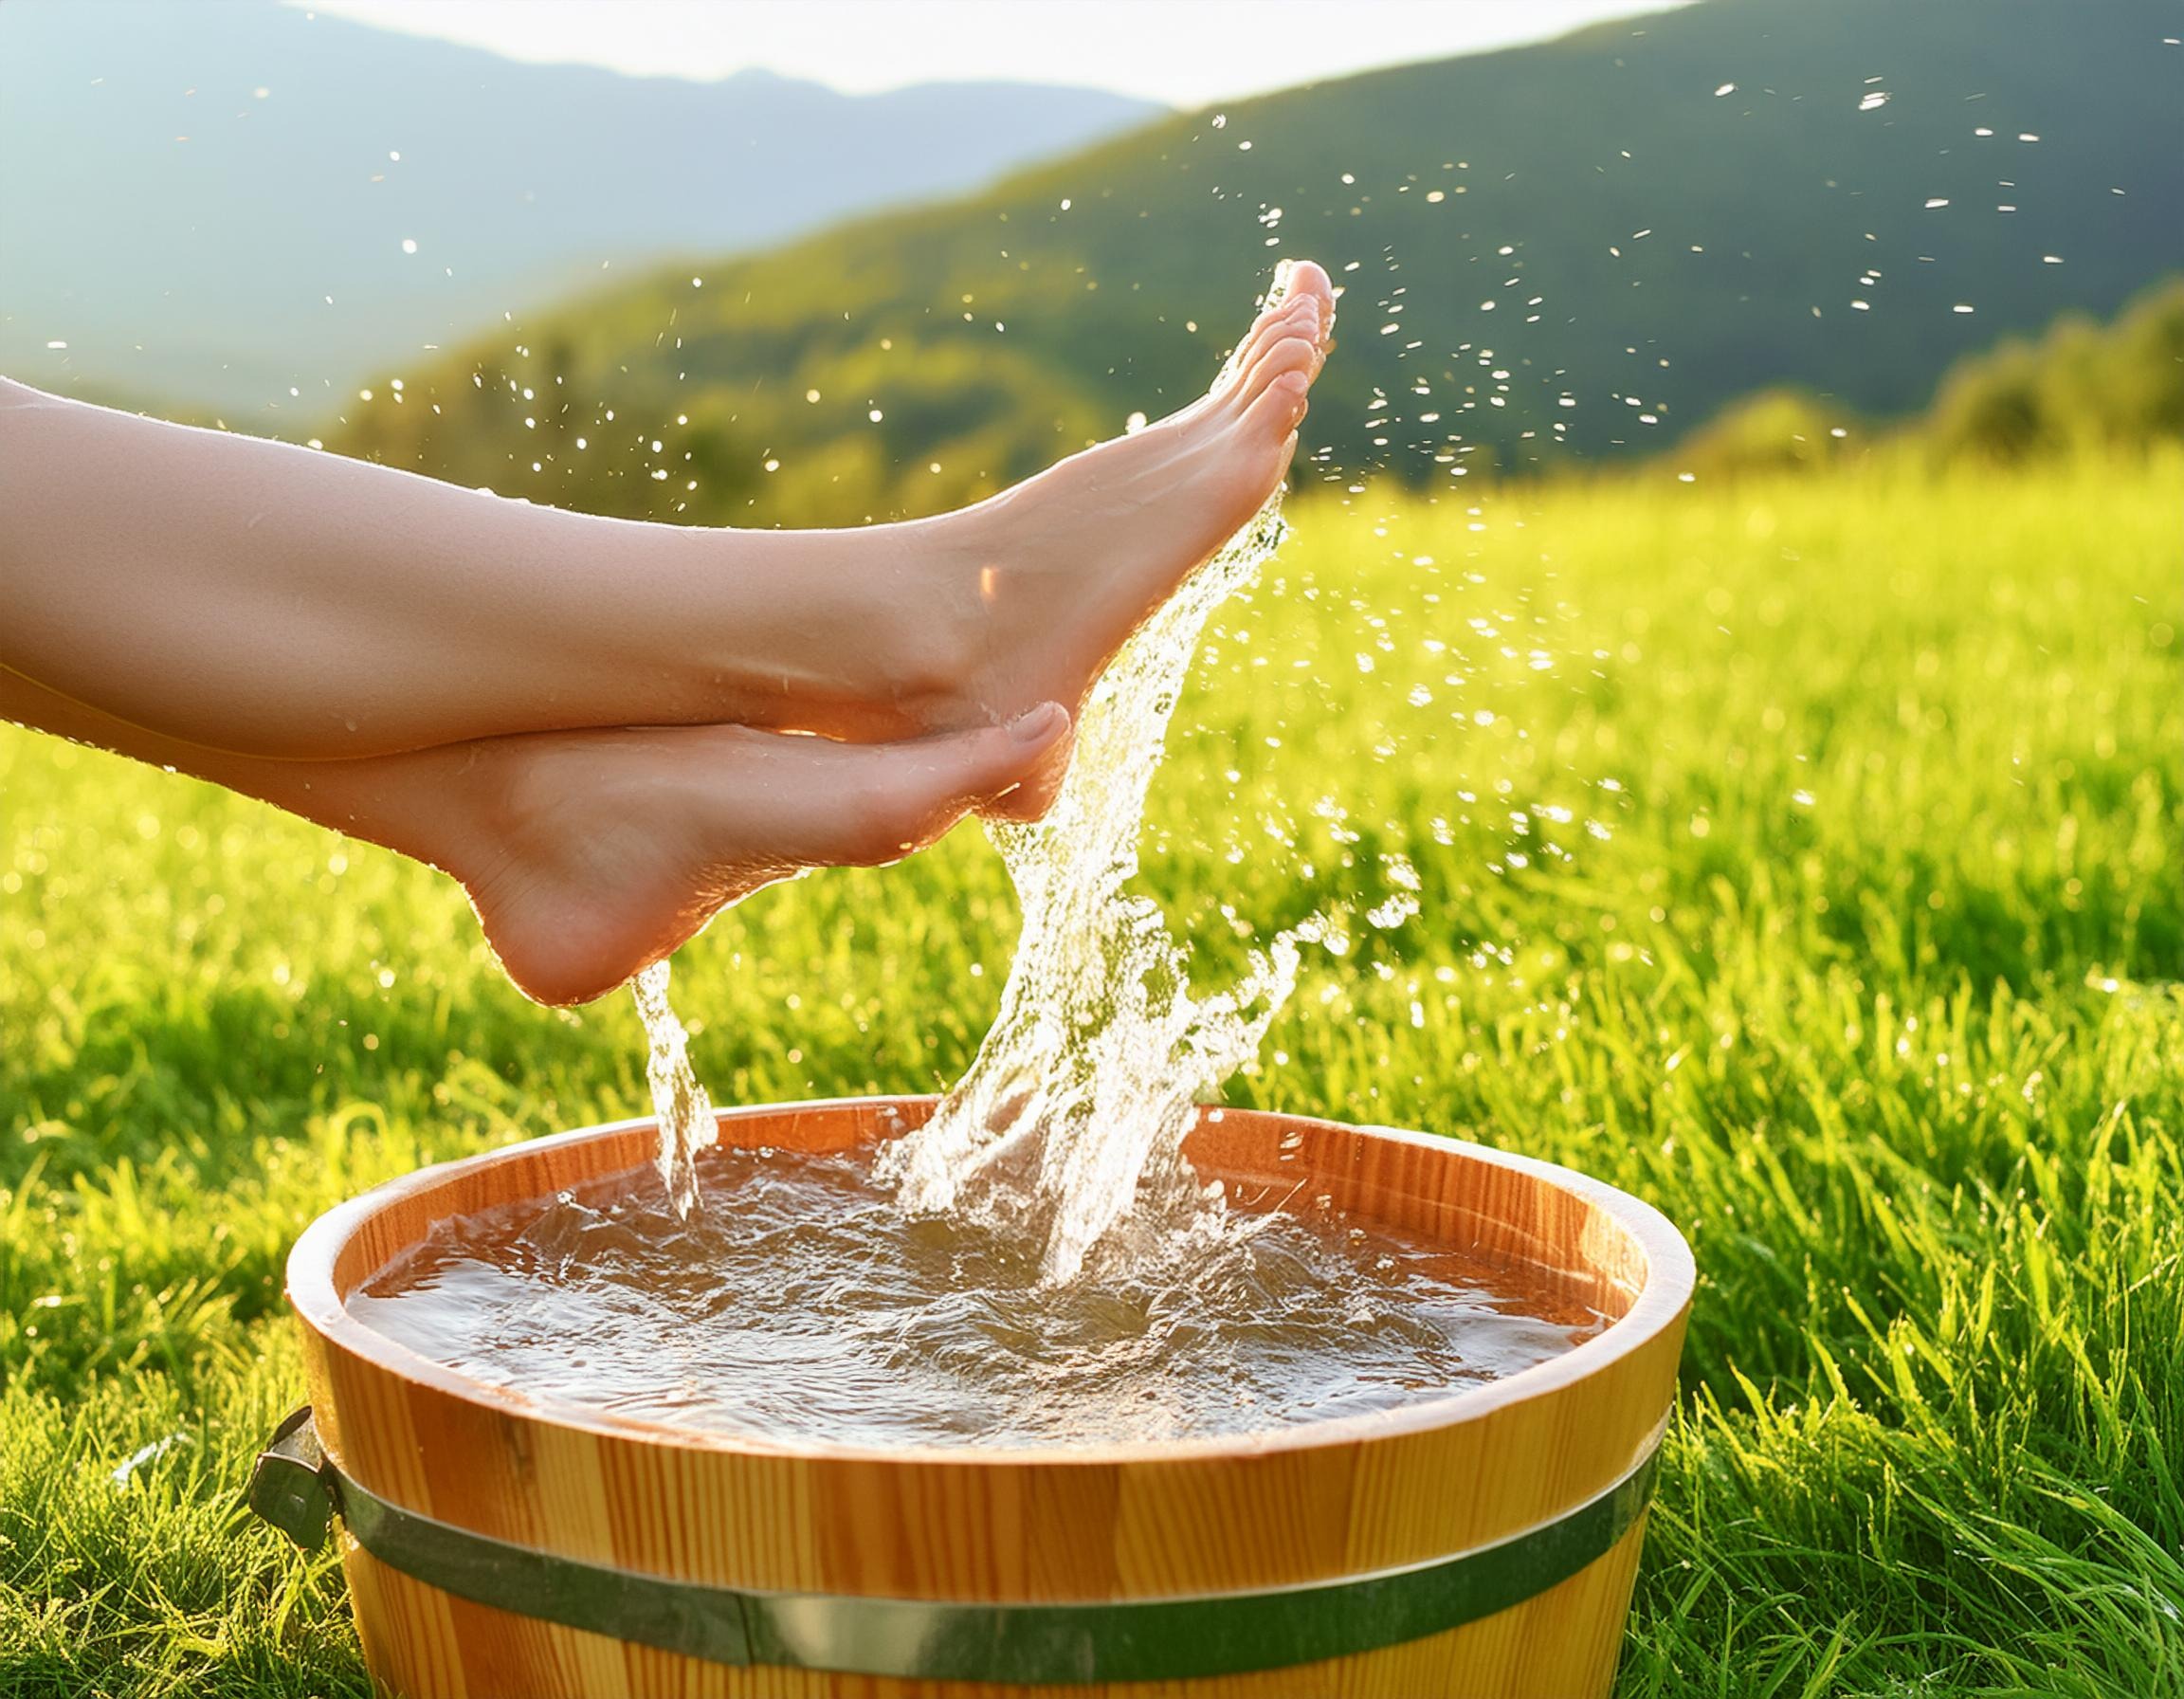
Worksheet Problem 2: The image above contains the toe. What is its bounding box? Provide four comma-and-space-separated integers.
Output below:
1224, 293, 1325, 391
1240, 334, 1320, 406
1242, 369, 1312, 442
839, 704, 1071, 862
979, 712, 1076, 823
1281, 260, 1338, 346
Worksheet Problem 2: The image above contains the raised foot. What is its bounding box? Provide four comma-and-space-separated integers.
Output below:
462, 706, 1071, 1006
895, 259, 1339, 732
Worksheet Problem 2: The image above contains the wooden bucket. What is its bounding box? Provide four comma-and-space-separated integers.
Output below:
255, 1097, 1691, 1698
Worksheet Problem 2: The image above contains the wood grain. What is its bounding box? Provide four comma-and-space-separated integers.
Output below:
288, 1099, 1692, 1698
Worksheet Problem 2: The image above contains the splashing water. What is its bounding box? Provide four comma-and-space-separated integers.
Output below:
877, 263, 1332, 1283
627, 265, 1332, 1270
631, 958, 715, 1217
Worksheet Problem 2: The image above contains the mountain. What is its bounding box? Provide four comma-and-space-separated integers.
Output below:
328, 0, 2184, 523
0, 1, 1159, 411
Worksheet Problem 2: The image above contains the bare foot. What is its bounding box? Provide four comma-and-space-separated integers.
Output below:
0, 614, 1070, 1007
452, 705, 1070, 1005
899, 259, 1338, 731
704, 262, 1338, 743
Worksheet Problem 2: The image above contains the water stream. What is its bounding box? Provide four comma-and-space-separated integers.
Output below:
630, 958, 715, 1218
872, 492, 1320, 1282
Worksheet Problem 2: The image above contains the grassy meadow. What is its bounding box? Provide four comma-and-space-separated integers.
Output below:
2, 451, 2179, 1696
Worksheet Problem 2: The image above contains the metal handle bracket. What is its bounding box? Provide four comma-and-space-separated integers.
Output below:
247, 1404, 337, 1553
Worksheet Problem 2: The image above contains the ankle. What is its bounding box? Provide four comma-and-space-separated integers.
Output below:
861, 516, 994, 730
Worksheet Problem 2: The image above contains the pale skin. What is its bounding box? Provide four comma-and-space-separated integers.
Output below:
0, 263, 1335, 1005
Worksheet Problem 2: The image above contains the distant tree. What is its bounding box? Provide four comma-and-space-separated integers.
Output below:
2102, 280, 2184, 442
1676, 277, 2184, 473
1927, 342, 2052, 462
1926, 277, 2184, 463
1673, 387, 1864, 477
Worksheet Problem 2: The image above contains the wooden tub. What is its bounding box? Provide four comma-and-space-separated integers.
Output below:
257, 1097, 1692, 1698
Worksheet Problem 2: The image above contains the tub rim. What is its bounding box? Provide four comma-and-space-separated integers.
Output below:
287, 1094, 1694, 1468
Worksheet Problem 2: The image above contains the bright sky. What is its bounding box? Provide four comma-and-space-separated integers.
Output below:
288, 0, 1694, 107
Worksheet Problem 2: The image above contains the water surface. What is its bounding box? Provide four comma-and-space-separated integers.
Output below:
351, 1142, 1610, 1448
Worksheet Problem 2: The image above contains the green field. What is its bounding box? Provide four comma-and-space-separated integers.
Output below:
3, 453, 2179, 1696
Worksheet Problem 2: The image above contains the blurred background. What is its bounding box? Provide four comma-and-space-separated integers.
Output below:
6, 0, 2179, 517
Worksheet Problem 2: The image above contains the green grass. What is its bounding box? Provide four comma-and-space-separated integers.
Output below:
3, 452, 2179, 1696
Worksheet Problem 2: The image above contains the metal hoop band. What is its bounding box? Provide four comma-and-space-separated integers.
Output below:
250, 1405, 1660, 1685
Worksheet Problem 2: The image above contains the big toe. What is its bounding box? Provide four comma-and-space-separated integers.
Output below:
835, 703, 1072, 862
1282, 259, 1337, 342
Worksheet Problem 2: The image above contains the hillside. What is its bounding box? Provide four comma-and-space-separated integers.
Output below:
1676, 275, 2184, 475
0, 1, 1156, 411
331, 0, 2184, 524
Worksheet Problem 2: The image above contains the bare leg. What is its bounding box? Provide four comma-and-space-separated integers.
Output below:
0, 670, 1069, 1006
0, 263, 1332, 759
